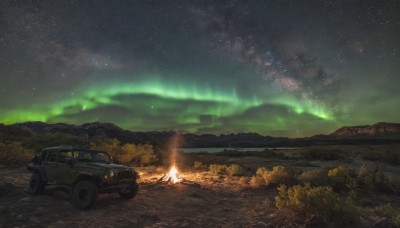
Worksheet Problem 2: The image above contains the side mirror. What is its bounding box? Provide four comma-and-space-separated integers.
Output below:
66, 158, 74, 165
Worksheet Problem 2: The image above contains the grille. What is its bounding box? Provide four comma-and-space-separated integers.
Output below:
117, 170, 132, 179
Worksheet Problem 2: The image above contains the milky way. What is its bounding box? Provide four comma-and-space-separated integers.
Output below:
0, 1, 399, 136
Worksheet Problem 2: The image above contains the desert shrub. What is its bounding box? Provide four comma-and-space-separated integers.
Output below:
209, 164, 227, 175
91, 139, 157, 166
117, 143, 157, 166
328, 166, 358, 193
226, 164, 244, 176
193, 161, 204, 170
90, 138, 121, 158
0, 142, 35, 166
297, 169, 330, 186
256, 166, 296, 187
256, 167, 268, 177
249, 176, 263, 188
239, 176, 249, 187
275, 184, 354, 222
300, 147, 345, 161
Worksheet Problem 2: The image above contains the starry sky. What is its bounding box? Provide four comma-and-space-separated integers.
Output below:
0, 0, 399, 137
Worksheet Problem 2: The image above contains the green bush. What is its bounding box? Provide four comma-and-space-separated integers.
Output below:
209, 164, 227, 175
275, 184, 353, 222
256, 166, 296, 187
0, 142, 35, 166
226, 164, 244, 176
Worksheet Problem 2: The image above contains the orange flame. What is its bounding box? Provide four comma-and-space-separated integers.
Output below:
168, 165, 180, 184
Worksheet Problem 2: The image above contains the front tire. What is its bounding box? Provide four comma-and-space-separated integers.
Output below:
119, 183, 139, 199
72, 180, 98, 209
29, 172, 45, 195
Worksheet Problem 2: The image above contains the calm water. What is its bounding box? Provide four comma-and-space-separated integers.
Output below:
179, 147, 300, 153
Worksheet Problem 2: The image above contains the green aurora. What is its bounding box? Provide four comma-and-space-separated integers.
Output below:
1, 76, 335, 136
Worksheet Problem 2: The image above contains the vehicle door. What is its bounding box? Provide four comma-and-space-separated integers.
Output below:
56, 150, 78, 185
41, 150, 58, 182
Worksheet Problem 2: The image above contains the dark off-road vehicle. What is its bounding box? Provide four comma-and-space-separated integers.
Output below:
27, 146, 139, 209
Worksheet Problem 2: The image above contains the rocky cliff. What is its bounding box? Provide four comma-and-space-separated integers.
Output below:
330, 122, 400, 137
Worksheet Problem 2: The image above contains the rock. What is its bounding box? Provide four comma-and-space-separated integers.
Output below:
16, 214, 24, 220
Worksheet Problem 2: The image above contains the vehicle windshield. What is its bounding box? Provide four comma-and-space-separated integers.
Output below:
74, 150, 112, 163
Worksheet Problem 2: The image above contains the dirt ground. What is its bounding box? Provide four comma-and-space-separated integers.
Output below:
0, 166, 286, 228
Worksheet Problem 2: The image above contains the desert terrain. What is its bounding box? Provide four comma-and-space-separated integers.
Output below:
1, 145, 400, 227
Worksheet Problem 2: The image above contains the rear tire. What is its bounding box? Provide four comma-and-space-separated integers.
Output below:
29, 172, 45, 195
119, 183, 139, 199
72, 180, 98, 209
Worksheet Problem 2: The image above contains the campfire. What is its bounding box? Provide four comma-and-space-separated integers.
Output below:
157, 133, 189, 184
158, 163, 184, 184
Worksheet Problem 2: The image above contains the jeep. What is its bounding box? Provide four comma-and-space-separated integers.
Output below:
27, 146, 139, 209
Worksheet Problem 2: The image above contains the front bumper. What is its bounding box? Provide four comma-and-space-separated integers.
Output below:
99, 179, 138, 193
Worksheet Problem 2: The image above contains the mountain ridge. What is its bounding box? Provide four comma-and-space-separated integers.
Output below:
1, 121, 400, 147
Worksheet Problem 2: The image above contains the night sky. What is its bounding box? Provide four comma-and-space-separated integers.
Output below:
1, 1, 399, 137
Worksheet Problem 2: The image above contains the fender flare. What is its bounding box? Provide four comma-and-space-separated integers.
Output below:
34, 166, 48, 183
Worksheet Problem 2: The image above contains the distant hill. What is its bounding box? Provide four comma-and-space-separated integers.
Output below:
330, 122, 400, 138
1, 121, 400, 147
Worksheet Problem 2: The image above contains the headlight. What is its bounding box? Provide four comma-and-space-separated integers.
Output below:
109, 170, 115, 178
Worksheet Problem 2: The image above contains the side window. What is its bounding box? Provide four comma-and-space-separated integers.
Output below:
59, 151, 73, 163
72, 151, 79, 159
47, 151, 57, 162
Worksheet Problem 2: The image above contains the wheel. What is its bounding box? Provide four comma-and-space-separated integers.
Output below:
72, 180, 98, 209
29, 172, 45, 195
118, 183, 139, 199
